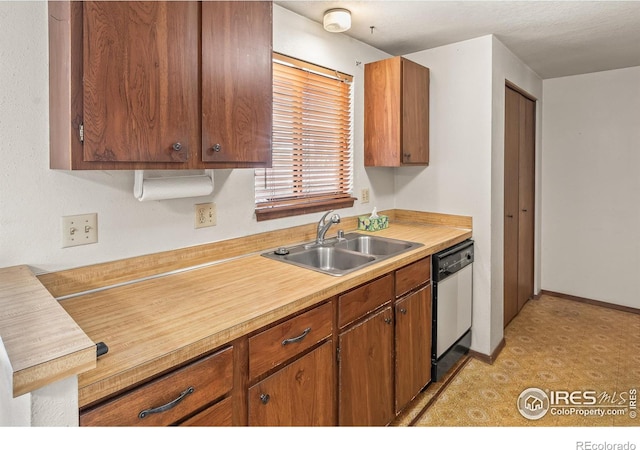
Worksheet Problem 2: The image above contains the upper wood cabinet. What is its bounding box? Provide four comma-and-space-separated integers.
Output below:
364, 56, 429, 167
48, 1, 272, 170
201, 1, 272, 166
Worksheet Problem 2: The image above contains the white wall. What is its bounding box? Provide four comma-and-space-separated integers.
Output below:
491, 37, 543, 350
541, 66, 640, 309
399, 36, 543, 356
0, 3, 393, 274
399, 36, 495, 355
1, 336, 78, 427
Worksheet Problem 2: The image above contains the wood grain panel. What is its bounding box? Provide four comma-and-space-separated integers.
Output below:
201, 1, 272, 166
248, 301, 332, 380
364, 56, 401, 166
180, 396, 233, 426
0, 265, 95, 397
518, 95, 536, 312
82, 2, 198, 163
504, 85, 536, 327
338, 274, 393, 329
401, 58, 429, 164
248, 341, 335, 426
338, 307, 394, 426
48, 0, 84, 170
395, 285, 432, 413
392, 209, 473, 229
504, 86, 521, 327
395, 257, 430, 298
80, 347, 233, 426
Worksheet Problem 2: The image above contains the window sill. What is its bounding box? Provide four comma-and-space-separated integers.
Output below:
255, 197, 356, 222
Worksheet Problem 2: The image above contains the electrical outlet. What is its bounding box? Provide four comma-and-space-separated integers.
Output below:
195, 203, 216, 229
62, 213, 98, 248
361, 188, 370, 204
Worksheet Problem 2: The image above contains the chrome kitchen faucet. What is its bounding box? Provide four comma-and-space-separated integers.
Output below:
316, 210, 341, 245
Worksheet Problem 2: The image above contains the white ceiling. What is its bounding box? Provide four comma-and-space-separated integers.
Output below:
275, 1, 640, 79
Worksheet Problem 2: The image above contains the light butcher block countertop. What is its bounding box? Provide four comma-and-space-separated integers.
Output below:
7, 210, 471, 408
0, 266, 96, 398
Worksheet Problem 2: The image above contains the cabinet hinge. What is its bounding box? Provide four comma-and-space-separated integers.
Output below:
79, 123, 84, 143
336, 347, 341, 363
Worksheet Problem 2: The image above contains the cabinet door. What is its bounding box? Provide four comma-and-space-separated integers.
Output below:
82, 2, 198, 163
364, 56, 429, 167
364, 56, 401, 167
400, 58, 429, 165
395, 285, 432, 413
201, 1, 272, 166
248, 341, 335, 426
338, 306, 394, 426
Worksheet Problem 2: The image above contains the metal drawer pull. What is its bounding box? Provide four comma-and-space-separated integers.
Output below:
260, 393, 270, 405
138, 386, 195, 419
399, 308, 407, 315
282, 327, 311, 346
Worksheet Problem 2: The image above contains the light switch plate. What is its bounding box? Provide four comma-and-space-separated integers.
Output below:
62, 213, 98, 248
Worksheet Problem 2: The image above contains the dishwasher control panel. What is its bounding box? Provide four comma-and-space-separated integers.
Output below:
434, 240, 474, 281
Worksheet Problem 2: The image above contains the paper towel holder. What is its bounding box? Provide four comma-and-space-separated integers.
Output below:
133, 169, 215, 201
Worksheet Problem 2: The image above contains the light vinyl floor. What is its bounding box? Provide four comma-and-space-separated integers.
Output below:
393, 294, 640, 427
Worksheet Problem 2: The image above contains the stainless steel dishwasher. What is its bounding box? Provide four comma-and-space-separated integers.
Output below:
431, 239, 474, 381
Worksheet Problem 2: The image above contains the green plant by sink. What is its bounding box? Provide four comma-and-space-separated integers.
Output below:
261, 232, 423, 276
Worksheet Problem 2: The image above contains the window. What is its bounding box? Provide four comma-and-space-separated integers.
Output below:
255, 53, 355, 221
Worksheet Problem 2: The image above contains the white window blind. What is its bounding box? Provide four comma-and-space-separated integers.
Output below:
255, 53, 354, 220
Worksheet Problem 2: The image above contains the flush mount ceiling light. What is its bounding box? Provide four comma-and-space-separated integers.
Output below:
323, 8, 351, 33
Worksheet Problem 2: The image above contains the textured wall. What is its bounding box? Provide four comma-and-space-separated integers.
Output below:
542, 66, 640, 308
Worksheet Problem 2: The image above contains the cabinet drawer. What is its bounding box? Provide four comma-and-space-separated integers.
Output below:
80, 346, 233, 426
180, 396, 233, 426
338, 274, 393, 329
249, 302, 332, 380
395, 257, 431, 298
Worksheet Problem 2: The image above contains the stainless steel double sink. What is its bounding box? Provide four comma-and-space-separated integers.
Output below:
261, 232, 423, 276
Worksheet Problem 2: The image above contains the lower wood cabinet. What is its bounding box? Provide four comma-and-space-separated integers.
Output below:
395, 284, 432, 413
80, 346, 233, 426
248, 341, 335, 426
79, 257, 435, 427
338, 306, 394, 426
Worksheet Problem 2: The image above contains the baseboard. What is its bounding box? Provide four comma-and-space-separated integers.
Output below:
541, 290, 640, 315
468, 337, 506, 365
